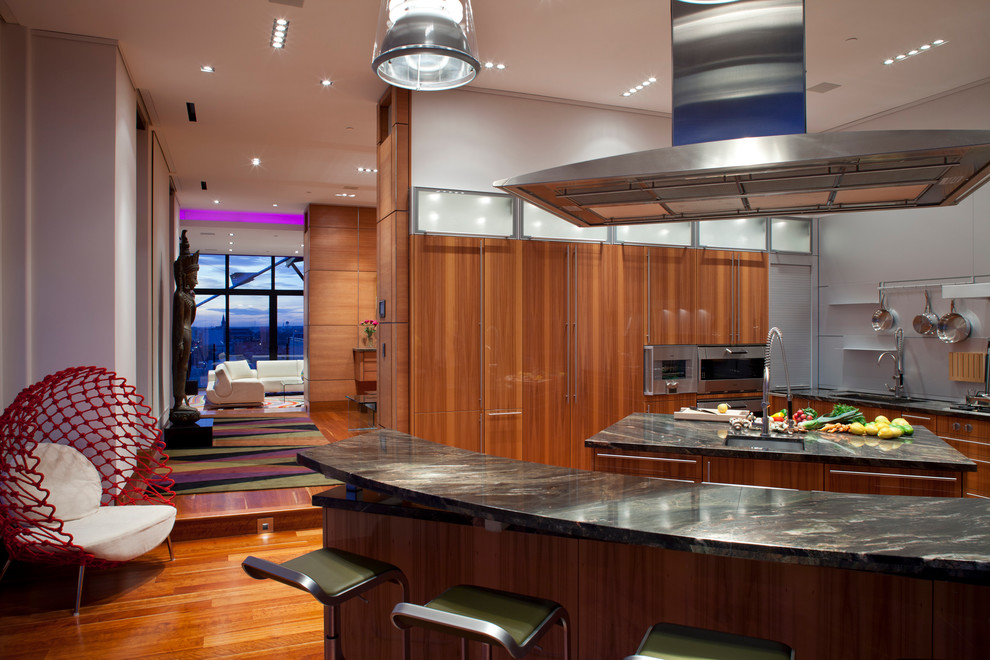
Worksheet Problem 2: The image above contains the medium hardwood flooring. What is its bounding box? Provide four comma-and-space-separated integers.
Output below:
0, 530, 327, 659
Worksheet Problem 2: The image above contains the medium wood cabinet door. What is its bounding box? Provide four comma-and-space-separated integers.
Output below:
696, 249, 768, 345
410, 235, 481, 414
483, 239, 523, 412
706, 456, 824, 490
696, 249, 735, 344
522, 241, 571, 468
571, 243, 610, 470
735, 250, 769, 344
824, 464, 963, 497
938, 416, 990, 498
648, 246, 697, 345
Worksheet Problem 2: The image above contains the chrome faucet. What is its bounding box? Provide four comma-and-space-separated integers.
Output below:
761, 327, 792, 438
877, 327, 905, 398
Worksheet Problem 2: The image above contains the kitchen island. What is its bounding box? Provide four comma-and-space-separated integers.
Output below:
298, 429, 990, 659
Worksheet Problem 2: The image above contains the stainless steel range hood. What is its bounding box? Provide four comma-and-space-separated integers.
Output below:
493, 129, 990, 227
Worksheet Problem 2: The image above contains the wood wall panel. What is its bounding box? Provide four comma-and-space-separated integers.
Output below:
648, 246, 698, 345
307, 270, 359, 326
412, 410, 481, 452
305, 204, 377, 407
607, 244, 647, 427
359, 207, 378, 272
377, 133, 395, 219
933, 580, 990, 659
571, 243, 607, 471
410, 235, 481, 414
306, 325, 360, 380
522, 241, 571, 468
359, 271, 378, 334
483, 238, 523, 412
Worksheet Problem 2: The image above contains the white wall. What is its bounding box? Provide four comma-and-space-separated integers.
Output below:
411, 89, 671, 193
0, 30, 158, 410
818, 80, 990, 401
0, 23, 29, 408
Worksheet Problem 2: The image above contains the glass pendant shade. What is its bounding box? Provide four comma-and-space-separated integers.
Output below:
373, 0, 480, 91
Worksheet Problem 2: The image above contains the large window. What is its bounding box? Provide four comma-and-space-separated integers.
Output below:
189, 255, 304, 387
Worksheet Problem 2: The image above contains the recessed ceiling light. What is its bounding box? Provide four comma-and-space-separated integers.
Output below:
495, 63, 506, 70
321, 79, 333, 87
621, 76, 658, 97
357, 167, 378, 173
229, 233, 234, 236
200, 65, 215, 73
214, 199, 220, 205
271, 18, 290, 49
251, 157, 261, 166
484, 62, 494, 68
272, 203, 278, 207
229, 241, 234, 245
883, 38, 947, 65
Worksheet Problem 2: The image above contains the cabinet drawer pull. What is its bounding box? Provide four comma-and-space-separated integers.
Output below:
953, 422, 961, 431
965, 423, 974, 432
828, 469, 958, 482
597, 453, 697, 465
901, 414, 932, 422
941, 436, 990, 448
487, 411, 522, 416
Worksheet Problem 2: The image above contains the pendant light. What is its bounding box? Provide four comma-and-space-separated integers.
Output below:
372, 0, 480, 91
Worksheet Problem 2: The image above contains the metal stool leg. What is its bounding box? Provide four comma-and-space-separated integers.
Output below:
325, 604, 343, 660
73, 566, 85, 616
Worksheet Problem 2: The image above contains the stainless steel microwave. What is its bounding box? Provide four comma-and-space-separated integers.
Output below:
697, 344, 765, 394
643, 345, 698, 395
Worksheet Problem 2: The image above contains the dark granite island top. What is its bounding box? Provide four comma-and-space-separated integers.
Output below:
585, 412, 976, 472
299, 429, 990, 584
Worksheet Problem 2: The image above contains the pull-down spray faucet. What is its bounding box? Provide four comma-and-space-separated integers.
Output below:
761, 327, 792, 438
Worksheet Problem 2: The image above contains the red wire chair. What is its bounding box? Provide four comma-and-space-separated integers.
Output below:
0, 366, 176, 614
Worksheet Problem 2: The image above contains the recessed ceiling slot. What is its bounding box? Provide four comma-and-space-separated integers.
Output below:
186, 102, 197, 122
200, 181, 208, 190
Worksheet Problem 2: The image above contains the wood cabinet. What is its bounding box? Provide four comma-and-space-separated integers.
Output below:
647, 246, 697, 345
593, 447, 702, 482
645, 393, 697, 414
705, 456, 824, 490
824, 464, 963, 497
938, 415, 990, 498
696, 249, 768, 344
410, 235, 482, 449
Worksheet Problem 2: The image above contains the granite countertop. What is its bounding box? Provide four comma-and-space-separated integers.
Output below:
776, 387, 990, 421
586, 413, 976, 472
299, 430, 990, 584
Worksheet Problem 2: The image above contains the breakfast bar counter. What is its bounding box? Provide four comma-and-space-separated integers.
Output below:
298, 429, 990, 659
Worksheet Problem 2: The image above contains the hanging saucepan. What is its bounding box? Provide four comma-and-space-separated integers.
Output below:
872, 292, 896, 332
936, 299, 971, 344
912, 290, 939, 336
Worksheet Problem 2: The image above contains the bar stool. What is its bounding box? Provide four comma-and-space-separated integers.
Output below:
624, 622, 794, 660
391, 584, 570, 659
242, 548, 409, 660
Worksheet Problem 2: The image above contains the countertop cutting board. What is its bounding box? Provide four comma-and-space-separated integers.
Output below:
673, 407, 750, 422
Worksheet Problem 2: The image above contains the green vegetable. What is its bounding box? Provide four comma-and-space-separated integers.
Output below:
801, 407, 817, 419
800, 405, 866, 430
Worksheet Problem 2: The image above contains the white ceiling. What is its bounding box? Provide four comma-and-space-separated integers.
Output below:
4, 0, 990, 253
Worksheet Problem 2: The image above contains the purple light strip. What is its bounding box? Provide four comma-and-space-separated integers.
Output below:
180, 208, 305, 225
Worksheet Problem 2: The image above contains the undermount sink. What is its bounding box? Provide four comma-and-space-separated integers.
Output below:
825, 390, 919, 405
725, 434, 805, 451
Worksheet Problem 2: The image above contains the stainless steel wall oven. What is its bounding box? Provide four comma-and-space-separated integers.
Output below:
643, 345, 698, 396
696, 345, 765, 412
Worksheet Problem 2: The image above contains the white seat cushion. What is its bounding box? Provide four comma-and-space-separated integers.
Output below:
61, 505, 176, 562
19, 443, 102, 522
225, 360, 255, 380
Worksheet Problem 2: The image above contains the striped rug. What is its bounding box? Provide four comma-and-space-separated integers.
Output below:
210, 415, 326, 447
167, 416, 336, 494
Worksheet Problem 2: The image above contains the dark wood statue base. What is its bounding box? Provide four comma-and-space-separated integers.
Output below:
163, 418, 213, 448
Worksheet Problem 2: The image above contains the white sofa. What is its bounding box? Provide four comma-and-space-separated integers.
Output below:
207, 359, 305, 399
205, 360, 265, 407
255, 359, 305, 392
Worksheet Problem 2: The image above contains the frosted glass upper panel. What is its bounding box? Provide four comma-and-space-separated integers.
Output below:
697, 217, 766, 250
615, 222, 692, 246
770, 217, 812, 253
416, 189, 513, 236
522, 203, 608, 242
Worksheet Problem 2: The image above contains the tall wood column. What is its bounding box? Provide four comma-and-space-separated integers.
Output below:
304, 204, 377, 408
376, 88, 411, 431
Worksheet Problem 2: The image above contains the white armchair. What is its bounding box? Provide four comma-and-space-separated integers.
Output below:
205, 360, 265, 407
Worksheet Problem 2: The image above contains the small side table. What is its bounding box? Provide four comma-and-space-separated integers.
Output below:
279, 378, 304, 401
345, 394, 378, 431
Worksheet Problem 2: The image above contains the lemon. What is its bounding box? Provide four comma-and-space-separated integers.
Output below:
891, 420, 914, 436
849, 422, 867, 436
717, 403, 729, 414
877, 425, 903, 439
864, 422, 879, 436
874, 415, 890, 425
891, 417, 910, 427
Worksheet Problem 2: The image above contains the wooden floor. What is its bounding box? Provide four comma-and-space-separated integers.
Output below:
0, 408, 362, 659
0, 530, 328, 659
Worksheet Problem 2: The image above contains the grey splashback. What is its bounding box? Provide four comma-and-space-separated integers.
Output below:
817, 184, 990, 402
